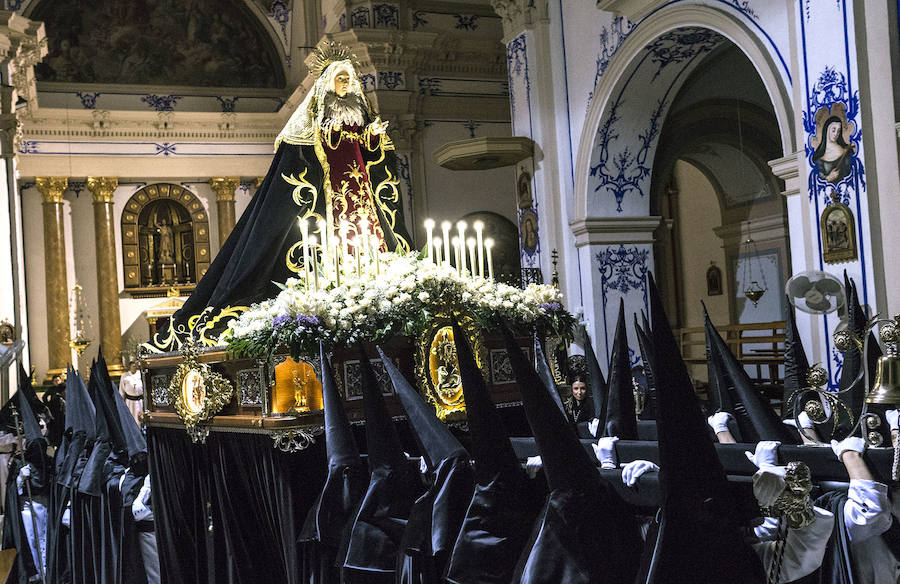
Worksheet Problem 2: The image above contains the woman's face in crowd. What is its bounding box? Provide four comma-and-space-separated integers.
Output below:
572, 380, 587, 402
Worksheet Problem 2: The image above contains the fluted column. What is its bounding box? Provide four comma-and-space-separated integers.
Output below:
35, 177, 69, 380
87, 176, 123, 375
209, 177, 240, 247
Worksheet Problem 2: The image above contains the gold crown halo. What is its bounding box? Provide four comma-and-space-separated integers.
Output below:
309, 40, 358, 78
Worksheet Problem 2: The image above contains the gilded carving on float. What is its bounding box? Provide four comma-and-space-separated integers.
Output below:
415, 315, 486, 421
168, 343, 234, 429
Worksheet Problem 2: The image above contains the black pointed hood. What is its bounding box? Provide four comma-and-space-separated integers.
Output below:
583, 329, 608, 422
646, 272, 765, 583
604, 299, 638, 439
66, 367, 96, 440
835, 273, 881, 439
356, 343, 405, 470
783, 297, 810, 419
15, 368, 45, 454
634, 311, 658, 419
78, 358, 116, 496
95, 350, 128, 455
501, 325, 598, 492
113, 382, 147, 462
703, 304, 794, 443
300, 343, 367, 548
377, 346, 466, 470
534, 334, 567, 417
342, 344, 424, 574
321, 343, 360, 469
452, 320, 520, 483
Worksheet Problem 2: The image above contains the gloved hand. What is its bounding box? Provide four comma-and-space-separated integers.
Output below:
132, 498, 153, 522
831, 437, 866, 460
588, 418, 600, 438
707, 411, 734, 434
525, 456, 542, 479
783, 411, 816, 430
621, 459, 659, 487
752, 466, 788, 507
592, 436, 619, 469
744, 441, 781, 469
61, 504, 71, 528
16, 464, 32, 493
885, 410, 899, 432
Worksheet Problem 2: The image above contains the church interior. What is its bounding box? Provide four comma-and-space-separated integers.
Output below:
0, 0, 899, 582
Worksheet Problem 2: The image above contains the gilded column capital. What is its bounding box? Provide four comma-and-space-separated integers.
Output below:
209, 177, 240, 201
35, 176, 68, 203
87, 176, 119, 203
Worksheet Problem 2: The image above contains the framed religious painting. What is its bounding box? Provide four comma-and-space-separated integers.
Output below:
706, 262, 723, 296
820, 200, 857, 264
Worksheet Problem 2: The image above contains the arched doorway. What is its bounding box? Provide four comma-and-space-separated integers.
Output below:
572, 5, 795, 366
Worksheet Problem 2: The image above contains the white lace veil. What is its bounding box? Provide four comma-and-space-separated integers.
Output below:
275, 60, 368, 149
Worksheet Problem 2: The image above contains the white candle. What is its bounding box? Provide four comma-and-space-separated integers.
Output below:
339, 221, 350, 279
359, 219, 370, 277
309, 235, 319, 290
318, 218, 329, 281
473, 220, 484, 278
466, 237, 477, 279
424, 218, 435, 264
353, 238, 361, 278
299, 217, 310, 287
441, 221, 452, 267
371, 235, 381, 275
485, 238, 495, 280
451, 236, 461, 275
456, 220, 467, 255
433, 237, 443, 265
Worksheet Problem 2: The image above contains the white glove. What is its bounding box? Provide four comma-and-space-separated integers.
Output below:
707, 411, 734, 434
621, 459, 659, 487
745, 441, 781, 469
592, 436, 619, 469
61, 504, 71, 528
588, 418, 600, 438
784, 411, 815, 430
132, 498, 153, 522
831, 437, 866, 460
752, 466, 788, 507
885, 410, 899, 432
525, 456, 542, 479
16, 464, 32, 493
419, 456, 428, 474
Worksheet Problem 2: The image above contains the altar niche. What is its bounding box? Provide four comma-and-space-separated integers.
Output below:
121, 183, 212, 296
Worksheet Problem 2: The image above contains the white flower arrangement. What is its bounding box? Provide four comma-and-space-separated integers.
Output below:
224, 251, 574, 359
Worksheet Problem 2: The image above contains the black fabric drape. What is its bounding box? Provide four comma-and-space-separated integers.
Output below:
148, 427, 326, 584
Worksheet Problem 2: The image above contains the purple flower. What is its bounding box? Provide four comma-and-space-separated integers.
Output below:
272, 314, 292, 328
295, 314, 323, 328
540, 302, 562, 312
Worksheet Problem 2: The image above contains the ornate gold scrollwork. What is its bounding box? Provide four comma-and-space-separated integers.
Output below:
168, 343, 234, 428
415, 315, 487, 421
271, 426, 322, 452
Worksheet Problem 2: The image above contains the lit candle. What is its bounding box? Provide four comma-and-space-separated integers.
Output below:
359, 219, 370, 278
456, 220, 467, 255
353, 238, 361, 278
466, 237, 477, 279
473, 220, 484, 278
433, 237, 443, 265
309, 235, 319, 290
451, 236, 462, 275
371, 235, 381, 275
318, 218, 329, 280
424, 218, 435, 264
339, 221, 350, 279
441, 221, 452, 267
485, 238, 495, 280
299, 217, 310, 288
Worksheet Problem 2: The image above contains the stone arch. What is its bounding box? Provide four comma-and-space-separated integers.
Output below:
574, 4, 795, 222
121, 184, 211, 292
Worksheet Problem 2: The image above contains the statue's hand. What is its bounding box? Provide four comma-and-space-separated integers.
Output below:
370, 117, 389, 135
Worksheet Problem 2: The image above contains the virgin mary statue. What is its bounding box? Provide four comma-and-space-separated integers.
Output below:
148, 43, 412, 352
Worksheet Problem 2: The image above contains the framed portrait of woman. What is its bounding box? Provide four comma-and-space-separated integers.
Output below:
810, 104, 856, 185
820, 201, 857, 264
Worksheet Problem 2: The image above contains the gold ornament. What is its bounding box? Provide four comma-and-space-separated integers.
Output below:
168, 341, 234, 429
832, 328, 854, 352
309, 40, 358, 78
804, 399, 827, 423
805, 366, 828, 388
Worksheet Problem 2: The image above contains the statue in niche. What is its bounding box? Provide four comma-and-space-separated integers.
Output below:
154, 211, 175, 265
811, 106, 855, 184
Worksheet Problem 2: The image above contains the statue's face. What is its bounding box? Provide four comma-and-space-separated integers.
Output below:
827, 121, 841, 142
334, 70, 351, 97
